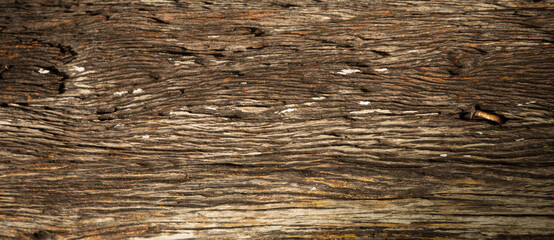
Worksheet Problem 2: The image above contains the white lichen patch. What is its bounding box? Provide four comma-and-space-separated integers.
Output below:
415, 112, 439, 116
141, 135, 150, 139
132, 88, 143, 94
518, 101, 537, 106
169, 111, 193, 116
240, 82, 248, 85
205, 106, 217, 111
402, 111, 418, 114
350, 109, 392, 115
244, 152, 262, 156
359, 101, 371, 105
463, 155, 471, 158
74, 66, 85, 72
114, 91, 128, 96
440, 154, 448, 157
337, 69, 360, 75
312, 96, 326, 100
38, 68, 50, 74
375, 68, 388, 72
276, 108, 296, 114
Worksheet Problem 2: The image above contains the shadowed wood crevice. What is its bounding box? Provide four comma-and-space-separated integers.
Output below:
1, 0, 553, 239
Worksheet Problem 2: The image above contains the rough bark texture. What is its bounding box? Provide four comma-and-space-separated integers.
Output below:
1, 0, 553, 239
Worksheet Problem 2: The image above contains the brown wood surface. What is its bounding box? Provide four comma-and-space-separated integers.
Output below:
1, 0, 553, 239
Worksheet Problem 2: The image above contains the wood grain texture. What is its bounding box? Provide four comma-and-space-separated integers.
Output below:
0, 0, 553, 239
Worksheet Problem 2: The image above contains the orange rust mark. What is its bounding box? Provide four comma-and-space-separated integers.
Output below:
222, 77, 230, 82
518, 3, 552, 8
464, 43, 481, 48
420, 66, 440, 70
290, 30, 313, 35
378, 10, 393, 17
80, 42, 89, 45
457, 95, 473, 100
24, 92, 32, 101
242, 87, 248, 94
248, 10, 262, 18
244, 10, 275, 19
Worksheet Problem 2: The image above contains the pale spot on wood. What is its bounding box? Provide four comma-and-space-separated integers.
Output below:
277, 108, 296, 114
337, 69, 360, 75
236, 107, 268, 113
114, 91, 128, 96
350, 109, 392, 115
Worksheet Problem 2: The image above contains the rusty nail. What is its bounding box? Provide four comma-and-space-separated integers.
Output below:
470, 105, 504, 125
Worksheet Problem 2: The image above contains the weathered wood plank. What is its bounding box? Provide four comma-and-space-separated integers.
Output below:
0, 0, 553, 239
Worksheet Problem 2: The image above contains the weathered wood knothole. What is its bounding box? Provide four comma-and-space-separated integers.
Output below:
0, 0, 553, 239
